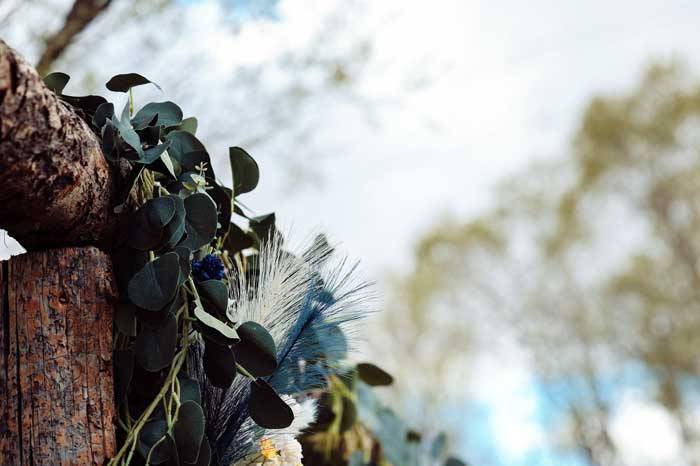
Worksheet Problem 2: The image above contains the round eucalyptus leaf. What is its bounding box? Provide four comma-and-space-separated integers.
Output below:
181, 193, 218, 250
194, 304, 238, 341
175, 116, 198, 134
132, 101, 183, 129
101, 123, 118, 160
165, 131, 215, 178
357, 363, 394, 386
128, 196, 177, 251
92, 102, 114, 128
249, 379, 294, 429
229, 147, 259, 196
134, 313, 177, 372
137, 420, 171, 464
193, 437, 211, 466
61, 94, 108, 115
178, 376, 201, 405
114, 102, 145, 159
174, 246, 192, 286
234, 321, 277, 377
139, 141, 171, 165
127, 252, 181, 311
203, 339, 237, 389
137, 292, 182, 329
223, 222, 254, 254
163, 196, 186, 250
197, 280, 229, 316
106, 73, 160, 92
208, 184, 232, 236
249, 213, 277, 243
174, 400, 205, 464
43, 72, 70, 94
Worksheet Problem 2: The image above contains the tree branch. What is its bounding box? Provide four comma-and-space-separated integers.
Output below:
0, 40, 117, 250
35, 0, 112, 76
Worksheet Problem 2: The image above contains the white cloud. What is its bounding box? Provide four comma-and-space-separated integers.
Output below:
610, 391, 684, 465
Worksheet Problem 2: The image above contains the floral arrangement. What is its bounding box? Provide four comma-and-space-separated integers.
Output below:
42, 71, 465, 466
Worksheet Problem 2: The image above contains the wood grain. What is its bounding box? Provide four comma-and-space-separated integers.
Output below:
0, 247, 117, 465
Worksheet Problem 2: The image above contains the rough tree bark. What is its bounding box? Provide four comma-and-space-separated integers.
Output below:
0, 42, 119, 465
0, 39, 117, 250
0, 248, 117, 465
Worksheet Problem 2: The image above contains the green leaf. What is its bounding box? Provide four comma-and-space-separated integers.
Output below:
224, 222, 255, 254
234, 321, 277, 377
137, 420, 171, 464
203, 339, 237, 389
229, 147, 259, 196
174, 246, 191, 286
134, 313, 177, 372
137, 292, 182, 329
128, 196, 177, 251
194, 304, 238, 341
43, 72, 70, 94
178, 376, 201, 405
181, 193, 218, 250
139, 141, 171, 165
357, 363, 394, 386
174, 401, 206, 464
406, 430, 422, 442
176, 116, 198, 134
132, 101, 183, 129
208, 184, 232, 236
106, 73, 161, 92
444, 458, 467, 466
61, 94, 108, 115
197, 280, 229, 316
101, 123, 118, 160
112, 102, 145, 159
127, 252, 181, 311
249, 213, 277, 242
162, 196, 186, 250
92, 102, 114, 128
165, 131, 209, 171
249, 379, 294, 429
193, 437, 211, 466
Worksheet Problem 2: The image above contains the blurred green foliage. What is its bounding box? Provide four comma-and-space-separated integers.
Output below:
379, 63, 700, 465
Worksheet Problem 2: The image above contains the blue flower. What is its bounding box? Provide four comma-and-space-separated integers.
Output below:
191, 254, 225, 281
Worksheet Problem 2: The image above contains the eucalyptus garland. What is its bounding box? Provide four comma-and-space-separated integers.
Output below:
44, 71, 297, 465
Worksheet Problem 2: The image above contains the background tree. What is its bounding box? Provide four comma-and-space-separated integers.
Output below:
374, 63, 700, 465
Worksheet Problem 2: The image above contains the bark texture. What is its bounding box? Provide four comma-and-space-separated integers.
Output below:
0, 40, 116, 250
0, 247, 117, 465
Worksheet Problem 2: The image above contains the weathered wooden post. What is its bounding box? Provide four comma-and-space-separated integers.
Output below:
0, 40, 118, 465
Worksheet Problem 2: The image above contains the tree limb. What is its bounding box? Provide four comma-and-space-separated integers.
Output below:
35, 0, 112, 76
0, 40, 117, 250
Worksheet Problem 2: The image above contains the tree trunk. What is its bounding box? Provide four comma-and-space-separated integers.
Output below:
0, 247, 117, 465
0, 39, 117, 250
